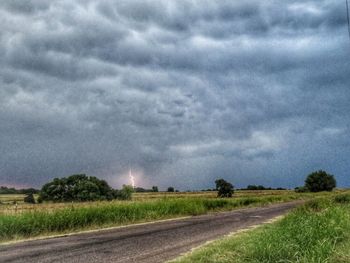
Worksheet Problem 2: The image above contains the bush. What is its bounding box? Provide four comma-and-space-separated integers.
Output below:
116, 185, 134, 200
304, 170, 336, 192
215, 179, 234, 198
294, 186, 308, 193
334, 194, 350, 204
24, 193, 36, 204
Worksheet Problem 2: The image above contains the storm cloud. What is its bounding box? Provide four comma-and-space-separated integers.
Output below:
1, 0, 349, 190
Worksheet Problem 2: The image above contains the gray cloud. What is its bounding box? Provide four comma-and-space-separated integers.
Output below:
0, 0, 349, 190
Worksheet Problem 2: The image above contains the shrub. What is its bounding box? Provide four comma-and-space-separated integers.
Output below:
24, 193, 36, 204
334, 194, 350, 204
116, 185, 134, 200
305, 170, 336, 192
294, 186, 308, 193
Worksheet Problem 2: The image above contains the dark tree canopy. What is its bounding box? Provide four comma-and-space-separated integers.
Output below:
215, 179, 234, 197
24, 193, 36, 204
152, 186, 159, 192
305, 170, 336, 192
167, 187, 175, 192
40, 174, 115, 202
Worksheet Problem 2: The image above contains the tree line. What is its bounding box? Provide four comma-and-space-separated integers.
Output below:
2, 170, 337, 204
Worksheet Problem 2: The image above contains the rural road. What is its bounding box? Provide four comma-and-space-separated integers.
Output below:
0, 201, 302, 263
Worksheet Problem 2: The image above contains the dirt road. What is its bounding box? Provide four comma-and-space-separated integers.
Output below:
0, 201, 302, 263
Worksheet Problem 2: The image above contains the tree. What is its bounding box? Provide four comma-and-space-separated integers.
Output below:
167, 187, 175, 192
215, 179, 234, 197
116, 185, 134, 200
24, 193, 36, 204
39, 174, 115, 202
304, 170, 336, 192
152, 186, 159, 192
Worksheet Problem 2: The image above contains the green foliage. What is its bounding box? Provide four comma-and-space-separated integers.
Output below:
116, 185, 134, 200
167, 187, 175, 192
0, 186, 39, 195
305, 170, 336, 192
295, 186, 309, 193
152, 186, 159, 192
334, 194, 350, 204
247, 185, 266, 190
215, 179, 234, 197
39, 174, 115, 202
23, 193, 36, 204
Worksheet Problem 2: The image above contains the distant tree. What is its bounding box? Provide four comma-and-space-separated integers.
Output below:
167, 187, 175, 192
215, 179, 234, 198
304, 170, 336, 192
294, 186, 308, 193
135, 187, 146, 192
152, 186, 159, 192
0, 186, 39, 194
24, 193, 36, 204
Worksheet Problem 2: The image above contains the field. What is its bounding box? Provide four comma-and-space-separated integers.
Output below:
171, 193, 350, 263
0, 190, 346, 244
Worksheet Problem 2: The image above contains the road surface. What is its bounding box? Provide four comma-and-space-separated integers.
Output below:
0, 201, 302, 263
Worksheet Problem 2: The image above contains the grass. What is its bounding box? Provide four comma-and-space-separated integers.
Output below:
0, 190, 340, 215
0, 190, 344, 243
0, 191, 318, 243
171, 193, 350, 263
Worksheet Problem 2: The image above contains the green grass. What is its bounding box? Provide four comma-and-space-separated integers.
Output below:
172, 194, 350, 263
0, 194, 309, 243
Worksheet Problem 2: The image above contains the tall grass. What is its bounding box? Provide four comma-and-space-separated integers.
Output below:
173, 195, 350, 263
0, 195, 301, 242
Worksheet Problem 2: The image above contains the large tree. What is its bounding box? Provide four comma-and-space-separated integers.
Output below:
40, 174, 115, 202
215, 179, 234, 197
304, 170, 336, 192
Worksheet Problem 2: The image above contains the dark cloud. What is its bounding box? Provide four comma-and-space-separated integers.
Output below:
0, 0, 349, 190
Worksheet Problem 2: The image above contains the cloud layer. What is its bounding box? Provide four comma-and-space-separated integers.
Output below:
1, 0, 349, 189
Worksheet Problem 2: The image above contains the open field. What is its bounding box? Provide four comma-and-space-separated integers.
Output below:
0, 190, 345, 243
0, 190, 344, 214
172, 193, 350, 263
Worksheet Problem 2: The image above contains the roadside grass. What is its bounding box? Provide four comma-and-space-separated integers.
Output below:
0, 192, 314, 243
172, 194, 350, 263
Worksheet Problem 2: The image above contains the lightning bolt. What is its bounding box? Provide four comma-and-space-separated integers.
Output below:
129, 169, 135, 188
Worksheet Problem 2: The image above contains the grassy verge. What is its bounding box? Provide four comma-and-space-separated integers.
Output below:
0, 194, 310, 243
172, 194, 350, 263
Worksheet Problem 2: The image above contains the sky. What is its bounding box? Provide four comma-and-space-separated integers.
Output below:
0, 0, 349, 190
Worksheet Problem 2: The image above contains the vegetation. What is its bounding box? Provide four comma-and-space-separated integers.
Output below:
0, 186, 39, 195
0, 191, 318, 243
115, 185, 134, 200
172, 195, 350, 263
215, 179, 234, 197
244, 185, 286, 191
24, 193, 36, 204
40, 174, 117, 202
294, 186, 308, 193
305, 170, 336, 192
167, 187, 175, 192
